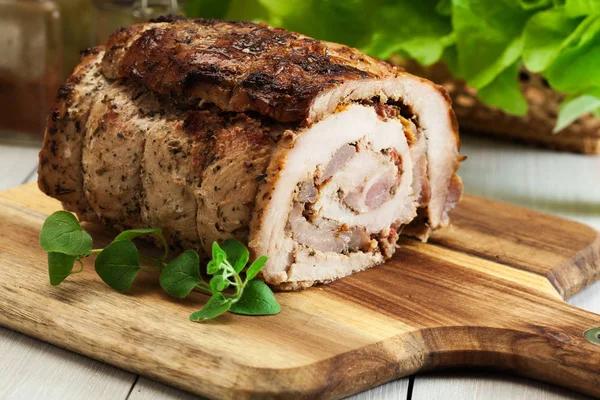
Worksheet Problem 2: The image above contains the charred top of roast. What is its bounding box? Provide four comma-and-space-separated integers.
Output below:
101, 17, 401, 123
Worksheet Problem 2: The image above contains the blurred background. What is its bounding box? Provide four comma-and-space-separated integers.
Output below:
1, 0, 600, 227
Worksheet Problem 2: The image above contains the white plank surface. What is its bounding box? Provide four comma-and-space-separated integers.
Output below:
128, 373, 411, 400
128, 378, 202, 400
0, 143, 39, 190
0, 141, 137, 400
412, 372, 591, 400
0, 328, 136, 400
459, 135, 600, 229
351, 379, 412, 400
2, 136, 600, 400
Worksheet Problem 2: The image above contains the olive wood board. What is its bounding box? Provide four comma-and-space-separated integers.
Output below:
1, 183, 600, 399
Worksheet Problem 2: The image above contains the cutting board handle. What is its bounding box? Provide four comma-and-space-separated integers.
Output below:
421, 300, 600, 397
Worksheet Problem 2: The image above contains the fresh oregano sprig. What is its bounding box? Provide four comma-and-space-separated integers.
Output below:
39, 211, 280, 321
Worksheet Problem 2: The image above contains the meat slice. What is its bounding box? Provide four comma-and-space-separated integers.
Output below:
38, 48, 107, 221
140, 115, 200, 250
82, 78, 152, 228
39, 18, 463, 290
250, 104, 418, 288
185, 110, 275, 253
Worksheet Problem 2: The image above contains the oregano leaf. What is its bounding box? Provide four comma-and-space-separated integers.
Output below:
189, 293, 232, 321
40, 211, 92, 256
206, 259, 222, 275
94, 241, 141, 292
245, 256, 268, 281
220, 239, 249, 273
229, 279, 280, 316
114, 228, 163, 242
209, 275, 227, 293
211, 242, 226, 265
160, 250, 201, 298
48, 252, 77, 286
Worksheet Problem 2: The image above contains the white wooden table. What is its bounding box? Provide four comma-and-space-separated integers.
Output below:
0, 135, 598, 400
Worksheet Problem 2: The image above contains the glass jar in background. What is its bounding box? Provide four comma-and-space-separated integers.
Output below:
0, 0, 62, 142
57, 0, 93, 79
92, 0, 182, 45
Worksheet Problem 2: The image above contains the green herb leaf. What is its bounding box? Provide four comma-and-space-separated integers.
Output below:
40, 211, 92, 256
94, 241, 141, 292
114, 228, 163, 242
48, 252, 77, 286
220, 239, 249, 273
211, 241, 226, 264
206, 259, 221, 275
245, 255, 268, 281
229, 280, 280, 316
209, 275, 227, 292
555, 88, 600, 132
189, 293, 232, 321
208, 242, 227, 274
159, 250, 201, 298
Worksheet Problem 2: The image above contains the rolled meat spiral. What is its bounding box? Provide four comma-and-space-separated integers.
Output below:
39, 18, 463, 290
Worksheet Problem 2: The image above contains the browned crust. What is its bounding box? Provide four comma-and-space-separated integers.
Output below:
101, 18, 400, 123
38, 47, 105, 220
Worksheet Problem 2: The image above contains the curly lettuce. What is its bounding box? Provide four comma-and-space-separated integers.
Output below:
184, 0, 600, 131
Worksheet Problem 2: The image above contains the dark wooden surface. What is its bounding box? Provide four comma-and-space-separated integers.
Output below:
0, 183, 599, 399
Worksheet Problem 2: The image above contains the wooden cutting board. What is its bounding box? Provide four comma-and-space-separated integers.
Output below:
1, 183, 600, 399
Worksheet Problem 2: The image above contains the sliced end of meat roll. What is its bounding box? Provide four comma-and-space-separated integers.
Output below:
251, 81, 460, 289
39, 18, 463, 291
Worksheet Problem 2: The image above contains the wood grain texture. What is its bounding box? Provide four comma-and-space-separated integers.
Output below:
410, 136, 600, 400
1, 184, 600, 399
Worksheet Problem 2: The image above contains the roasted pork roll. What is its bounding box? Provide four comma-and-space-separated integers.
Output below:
39, 18, 463, 290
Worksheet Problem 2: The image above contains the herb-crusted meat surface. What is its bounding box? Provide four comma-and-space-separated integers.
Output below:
39, 18, 463, 289
101, 17, 394, 123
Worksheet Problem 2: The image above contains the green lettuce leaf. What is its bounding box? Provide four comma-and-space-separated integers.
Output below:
452, 0, 532, 89
365, 0, 453, 65
555, 88, 600, 132
517, 0, 555, 10
478, 62, 528, 115
565, 0, 600, 16
184, 0, 231, 19
436, 0, 453, 15
257, 0, 375, 49
223, 0, 269, 22
523, 7, 585, 72
544, 16, 600, 93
